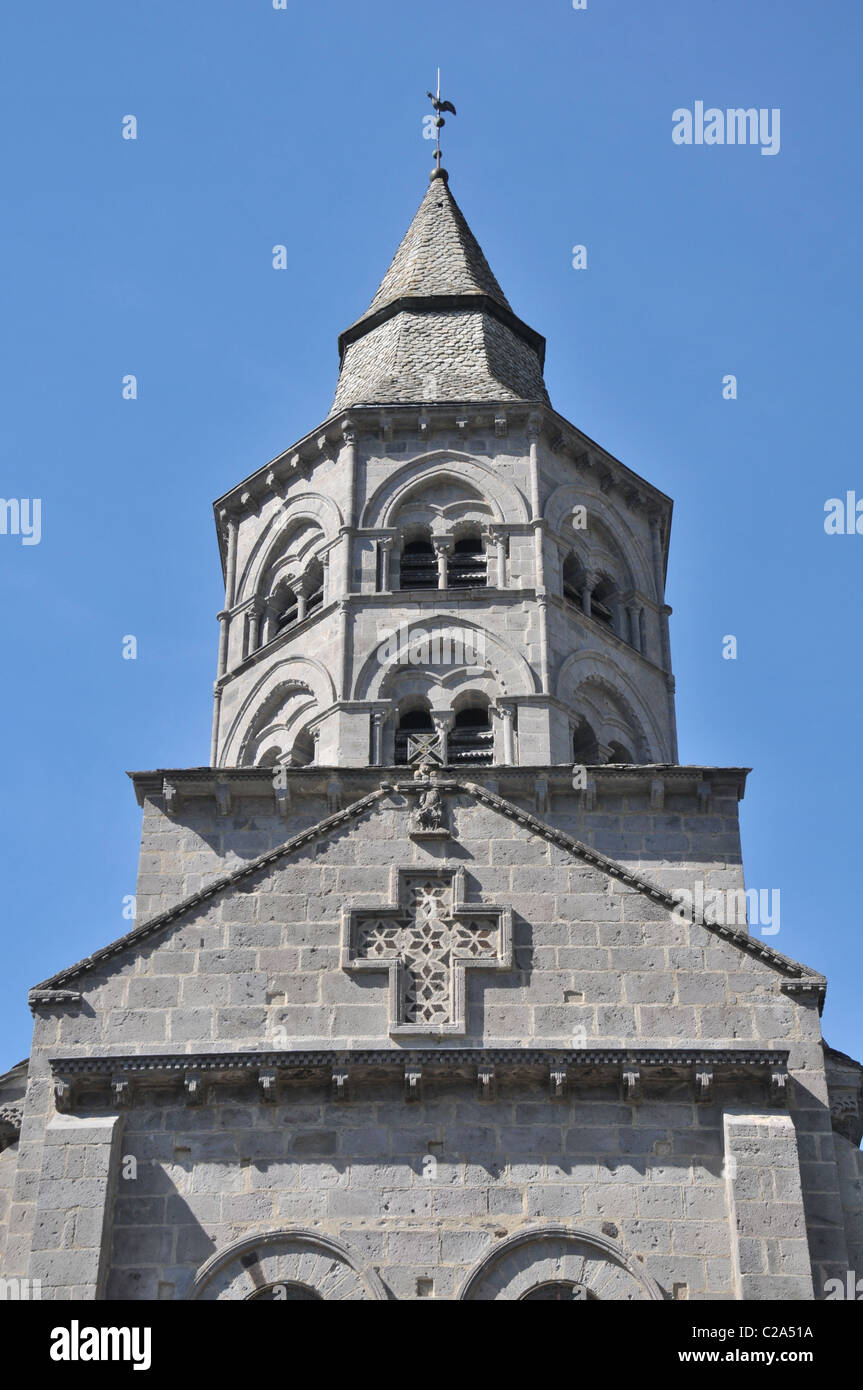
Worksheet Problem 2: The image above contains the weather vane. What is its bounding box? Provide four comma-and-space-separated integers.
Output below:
426, 69, 456, 180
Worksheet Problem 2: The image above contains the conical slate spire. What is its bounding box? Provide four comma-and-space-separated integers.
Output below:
331, 175, 549, 414
362, 175, 513, 318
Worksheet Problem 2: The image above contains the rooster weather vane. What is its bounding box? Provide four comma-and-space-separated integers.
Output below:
426, 70, 456, 179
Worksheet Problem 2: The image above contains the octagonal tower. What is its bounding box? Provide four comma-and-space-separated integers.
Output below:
210, 170, 678, 774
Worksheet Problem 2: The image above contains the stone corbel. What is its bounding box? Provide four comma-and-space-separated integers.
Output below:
162, 779, 181, 817
549, 1067, 567, 1099
332, 1067, 350, 1102
316, 433, 333, 464
494, 413, 507, 437
769, 1065, 789, 1106
258, 1070, 277, 1103
404, 1064, 422, 1102
694, 1067, 713, 1104
214, 782, 232, 817
697, 781, 713, 815
111, 1075, 131, 1109
265, 467, 289, 501
54, 1077, 73, 1114
379, 413, 393, 441
184, 1072, 203, 1106
622, 1067, 641, 1103
650, 777, 665, 812
534, 777, 548, 815
477, 1065, 496, 1102
326, 778, 343, 814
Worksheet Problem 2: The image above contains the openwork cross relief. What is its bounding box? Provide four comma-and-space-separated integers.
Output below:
341, 870, 512, 1036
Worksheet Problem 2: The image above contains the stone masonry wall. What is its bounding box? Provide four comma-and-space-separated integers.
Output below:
106, 1078, 754, 1301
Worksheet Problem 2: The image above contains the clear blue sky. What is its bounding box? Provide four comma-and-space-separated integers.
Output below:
1, 0, 860, 1066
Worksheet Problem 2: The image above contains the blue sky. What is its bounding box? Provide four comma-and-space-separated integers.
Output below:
1, 0, 860, 1066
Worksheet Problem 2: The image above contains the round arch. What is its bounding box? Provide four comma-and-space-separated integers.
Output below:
362, 451, 530, 529
556, 650, 669, 762
457, 1225, 664, 1301
186, 1228, 388, 1302
219, 656, 337, 766
545, 481, 655, 600
354, 618, 539, 703
236, 492, 343, 603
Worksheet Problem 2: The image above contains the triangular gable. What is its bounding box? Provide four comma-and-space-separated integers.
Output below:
30, 779, 825, 1004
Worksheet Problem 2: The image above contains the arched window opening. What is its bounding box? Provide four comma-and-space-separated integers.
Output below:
572, 719, 599, 765
399, 533, 437, 590
606, 741, 634, 765
562, 553, 585, 607
447, 531, 486, 589
449, 705, 493, 766
590, 576, 617, 631
249, 1282, 322, 1301
304, 558, 324, 616
394, 707, 435, 765
271, 558, 324, 639
274, 586, 299, 633
521, 1282, 597, 1301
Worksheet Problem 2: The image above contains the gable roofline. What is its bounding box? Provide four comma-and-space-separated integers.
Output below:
460, 781, 826, 1000
29, 780, 825, 1005
29, 788, 391, 1002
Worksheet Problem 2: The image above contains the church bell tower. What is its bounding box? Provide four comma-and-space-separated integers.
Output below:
209, 163, 678, 782
17, 114, 860, 1307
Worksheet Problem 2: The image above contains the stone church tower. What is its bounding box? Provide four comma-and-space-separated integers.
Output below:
1, 161, 861, 1303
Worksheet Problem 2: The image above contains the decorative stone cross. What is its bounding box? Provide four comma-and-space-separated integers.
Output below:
341, 869, 512, 1036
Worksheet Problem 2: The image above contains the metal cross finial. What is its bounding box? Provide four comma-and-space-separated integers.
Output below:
426, 69, 456, 180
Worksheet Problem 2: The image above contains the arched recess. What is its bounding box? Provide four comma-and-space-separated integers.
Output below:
457, 1226, 664, 1301
238, 683, 317, 766
219, 656, 337, 767
545, 482, 655, 601
236, 493, 343, 604
362, 451, 530, 529
187, 1229, 387, 1302
354, 618, 538, 704
556, 650, 668, 763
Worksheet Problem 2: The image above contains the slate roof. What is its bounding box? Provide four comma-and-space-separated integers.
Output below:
360, 175, 512, 317
331, 173, 550, 413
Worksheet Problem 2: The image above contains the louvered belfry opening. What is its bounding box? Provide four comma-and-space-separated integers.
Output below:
449, 706, 493, 765
447, 533, 486, 588
562, 553, 585, 608
399, 536, 437, 590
